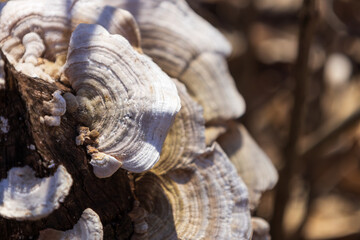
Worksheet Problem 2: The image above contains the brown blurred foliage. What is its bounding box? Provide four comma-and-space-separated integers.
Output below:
187, 0, 360, 239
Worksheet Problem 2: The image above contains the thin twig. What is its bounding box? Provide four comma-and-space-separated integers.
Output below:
290, 117, 360, 239
290, 187, 314, 240
270, 1, 318, 240
301, 108, 360, 160
292, 141, 359, 240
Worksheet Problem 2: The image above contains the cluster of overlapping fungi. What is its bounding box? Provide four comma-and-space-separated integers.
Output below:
0, 0, 278, 239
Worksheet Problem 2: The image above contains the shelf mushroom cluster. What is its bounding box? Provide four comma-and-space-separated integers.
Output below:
0, 0, 278, 239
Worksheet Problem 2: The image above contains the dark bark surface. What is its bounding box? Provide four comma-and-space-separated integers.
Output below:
0, 52, 134, 239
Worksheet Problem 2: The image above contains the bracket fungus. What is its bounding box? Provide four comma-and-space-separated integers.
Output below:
40, 90, 67, 127
39, 208, 103, 240
135, 144, 251, 239
0, 165, 72, 221
218, 122, 278, 210
0, 0, 278, 238
152, 79, 206, 175
71, 1, 141, 50
0, 0, 141, 85
251, 217, 271, 240
64, 23, 180, 176
0, 0, 72, 82
102, 0, 246, 122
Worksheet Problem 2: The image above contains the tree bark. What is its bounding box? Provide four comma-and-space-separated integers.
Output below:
0, 51, 134, 239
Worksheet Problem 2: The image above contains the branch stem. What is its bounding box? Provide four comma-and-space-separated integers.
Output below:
270, 1, 318, 240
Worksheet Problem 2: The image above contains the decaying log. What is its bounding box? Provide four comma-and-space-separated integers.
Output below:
0, 46, 133, 239
0, 0, 278, 239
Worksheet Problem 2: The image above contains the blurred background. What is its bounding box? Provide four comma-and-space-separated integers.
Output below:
186, 0, 360, 240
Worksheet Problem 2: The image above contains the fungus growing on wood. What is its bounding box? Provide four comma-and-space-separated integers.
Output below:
135, 144, 251, 239
218, 122, 278, 210
0, 165, 72, 221
71, 0, 141, 50
0, 0, 141, 84
0, 0, 72, 81
64, 23, 180, 175
40, 90, 67, 127
251, 217, 271, 240
39, 208, 103, 240
152, 79, 206, 175
102, 0, 246, 122
0, 0, 278, 238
